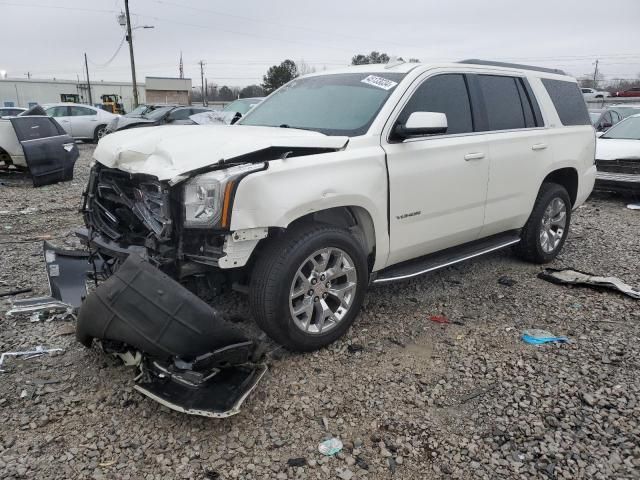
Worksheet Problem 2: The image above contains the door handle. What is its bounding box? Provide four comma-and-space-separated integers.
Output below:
464, 152, 485, 161
532, 143, 548, 151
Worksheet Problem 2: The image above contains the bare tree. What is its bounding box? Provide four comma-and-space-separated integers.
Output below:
297, 59, 316, 76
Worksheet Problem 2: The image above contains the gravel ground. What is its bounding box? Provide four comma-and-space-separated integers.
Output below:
1, 145, 639, 480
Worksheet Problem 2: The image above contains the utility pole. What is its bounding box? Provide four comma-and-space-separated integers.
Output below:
84, 53, 93, 105
592, 59, 599, 89
199, 60, 206, 106
179, 51, 184, 79
124, 0, 139, 107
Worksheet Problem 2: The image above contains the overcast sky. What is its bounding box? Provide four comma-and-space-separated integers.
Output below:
2, 0, 640, 88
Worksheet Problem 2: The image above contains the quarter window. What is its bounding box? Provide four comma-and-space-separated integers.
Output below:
397, 74, 473, 135
541, 79, 591, 126
46, 106, 69, 117
477, 75, 528, 131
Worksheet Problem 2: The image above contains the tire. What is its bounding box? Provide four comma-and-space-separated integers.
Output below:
249, 224, 368, 351
515, 182, 571, 263
93, 124, 107, 143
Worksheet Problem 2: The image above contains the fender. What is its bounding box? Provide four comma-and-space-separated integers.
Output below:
230, 140, 391, 271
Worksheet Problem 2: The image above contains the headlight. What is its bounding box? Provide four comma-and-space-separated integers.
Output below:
183, 163, 263, 229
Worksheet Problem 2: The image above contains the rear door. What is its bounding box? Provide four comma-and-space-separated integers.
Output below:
68, 106, 98, 139
45, 106, 72, 136
382, 72, 490, 265
473, 74, 552, 237
10, 116, 79, 186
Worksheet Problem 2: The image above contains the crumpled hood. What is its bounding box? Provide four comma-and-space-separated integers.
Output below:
107, 115, 155, 131
596, 138, 640, 161
93, 125, 349, 181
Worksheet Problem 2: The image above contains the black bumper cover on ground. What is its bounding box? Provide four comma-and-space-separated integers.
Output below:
74, 254, 265, 417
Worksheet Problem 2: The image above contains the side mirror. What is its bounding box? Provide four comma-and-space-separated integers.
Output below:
600, 122, 612, 131
395, 112, 448, 139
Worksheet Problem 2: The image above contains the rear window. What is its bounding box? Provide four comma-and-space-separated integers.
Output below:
541, 79, 590, 126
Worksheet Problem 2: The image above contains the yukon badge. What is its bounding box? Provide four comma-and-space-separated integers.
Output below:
396, 211, 421, 220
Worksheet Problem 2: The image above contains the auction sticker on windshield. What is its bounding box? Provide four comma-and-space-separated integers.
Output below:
361, 75, 398, 90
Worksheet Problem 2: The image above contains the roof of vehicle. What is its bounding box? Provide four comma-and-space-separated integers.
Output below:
301, 60, 574, 80
0, 106, 26, 110
42, 102, 101, 109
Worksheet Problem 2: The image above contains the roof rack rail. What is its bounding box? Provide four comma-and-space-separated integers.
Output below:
458, 59, 566, 76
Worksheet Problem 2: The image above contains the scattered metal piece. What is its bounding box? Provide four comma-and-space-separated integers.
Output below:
0, 346, 64, 372
7, 241, 94, 316
539, 268, 640, 300
0, 287, 32, 298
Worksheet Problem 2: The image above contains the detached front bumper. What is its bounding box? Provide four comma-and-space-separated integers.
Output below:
11, 242, 266, 418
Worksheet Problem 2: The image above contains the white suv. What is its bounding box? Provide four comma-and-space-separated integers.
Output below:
80, 60, 596, 352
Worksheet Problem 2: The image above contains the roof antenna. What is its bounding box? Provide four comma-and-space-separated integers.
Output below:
385, 56, 406, 69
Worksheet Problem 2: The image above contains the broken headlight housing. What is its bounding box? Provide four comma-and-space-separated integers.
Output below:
183, 164, 263, 229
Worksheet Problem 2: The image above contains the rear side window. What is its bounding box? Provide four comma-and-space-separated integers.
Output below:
10, 117, 62, 141
477, 75, 528, 131
397, 74, 473, 135
541, 79, 590, 126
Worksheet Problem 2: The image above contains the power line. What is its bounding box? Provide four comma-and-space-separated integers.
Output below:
88, 36, 127, 68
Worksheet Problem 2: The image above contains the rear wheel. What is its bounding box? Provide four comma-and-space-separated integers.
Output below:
93, 124, 107, 143
249, 224, 368, 351
515, 183, 571, 263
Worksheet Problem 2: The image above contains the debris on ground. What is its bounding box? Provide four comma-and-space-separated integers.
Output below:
521, 329, 568, 345
287, 457, 307, 467
0, 287, 32, 298
429, 315, 449, 324
318, 438, 343, 456
538, 268, 640, 299
627, 203, 640, 210
0, 346, 64, 372
498, 276, 517, 286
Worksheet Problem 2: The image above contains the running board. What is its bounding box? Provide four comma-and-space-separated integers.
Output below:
373, 231, 521, 284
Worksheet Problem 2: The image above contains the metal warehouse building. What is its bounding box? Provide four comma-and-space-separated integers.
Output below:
0, 76, 192, 112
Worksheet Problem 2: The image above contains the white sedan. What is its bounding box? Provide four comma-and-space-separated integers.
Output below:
595, 114, 640, 193
43, 103, 118, 142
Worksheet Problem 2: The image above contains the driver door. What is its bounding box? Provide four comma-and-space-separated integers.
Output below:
382, 73, 490, 265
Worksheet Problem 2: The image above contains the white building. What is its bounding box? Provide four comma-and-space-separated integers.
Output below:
0, 76, 192, 112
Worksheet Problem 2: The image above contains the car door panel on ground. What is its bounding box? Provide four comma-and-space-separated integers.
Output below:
383, 73, 490, 265
474, 74, 553, 236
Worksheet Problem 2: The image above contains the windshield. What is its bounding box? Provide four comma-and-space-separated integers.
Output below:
239, 72, 406, 136
224, 99, 259, 115
143, 106, 172, 120
127, 105, 148, 117
601, 116, 640, 140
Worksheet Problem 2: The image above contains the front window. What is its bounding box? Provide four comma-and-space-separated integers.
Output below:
601, 116, 640, 140
128, 105, 148, 116
224, 99, 259, 115
239, 72, 405, 136
613, 107, 640, 119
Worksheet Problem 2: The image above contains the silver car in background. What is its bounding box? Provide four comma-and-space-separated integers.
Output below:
43, 103, 118, 142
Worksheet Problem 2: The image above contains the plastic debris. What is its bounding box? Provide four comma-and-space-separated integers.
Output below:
521, 329, 568, 345
539, 268, 640, 300
287, 458, 307, 467
429, 315, 449, 324
0, 346, 64, 372
498, 276, 517, 286
627, 203, 640, 210
318, 438, 343, 456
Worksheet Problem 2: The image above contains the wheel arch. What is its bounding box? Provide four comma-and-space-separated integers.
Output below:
542, 167, 578, 206
287, 206, 377, 270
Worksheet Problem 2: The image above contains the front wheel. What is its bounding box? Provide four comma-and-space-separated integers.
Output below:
249, 224, 368, 351
515, 183, 571, 263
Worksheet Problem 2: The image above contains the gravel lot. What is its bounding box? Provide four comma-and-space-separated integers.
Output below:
1, 145, 639, 480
